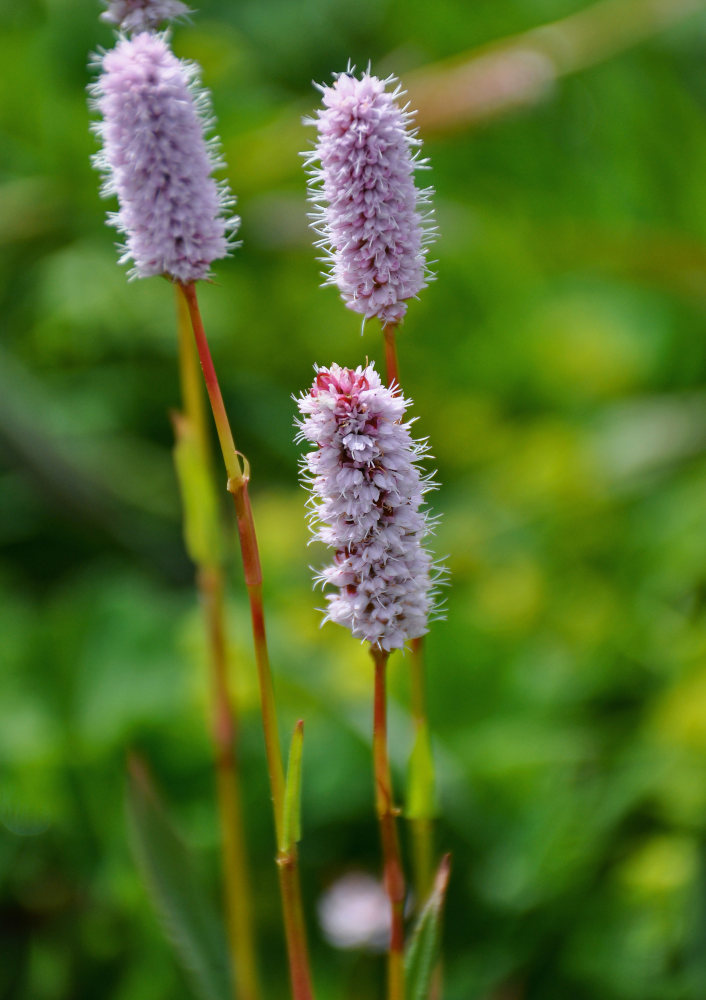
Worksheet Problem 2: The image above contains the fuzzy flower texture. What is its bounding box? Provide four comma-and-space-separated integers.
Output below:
297, 363, 441, 651
101, 0, 190, 33
304, 71, 435, 325
90, 32, 237, 283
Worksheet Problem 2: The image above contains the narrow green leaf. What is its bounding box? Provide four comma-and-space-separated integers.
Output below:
406, 721, 437, 820
172, 411, 223, 569
126, 754, 232, 1000
405, 854, 451, 1000
280, 720, 304, 854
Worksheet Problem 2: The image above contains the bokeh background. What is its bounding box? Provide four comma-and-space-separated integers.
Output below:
4, 0, 706, 997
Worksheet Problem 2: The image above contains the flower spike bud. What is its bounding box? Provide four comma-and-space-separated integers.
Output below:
296, 363, 444, 651
90, 32, 238, 283
303, 70, 436, 325
100, 0, 191, 33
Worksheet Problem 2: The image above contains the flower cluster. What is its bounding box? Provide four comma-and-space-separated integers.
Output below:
90, 31, 237, 283
297, 363, 440, 651
101, 0, 190, 32
303, 71, 435, 325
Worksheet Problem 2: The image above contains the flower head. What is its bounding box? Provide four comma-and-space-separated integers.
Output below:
318, 873, 390, 952
303, 70, 435, 325
100, 0, 191, 33
296, 363, 442, 651
90, 32, 237, 283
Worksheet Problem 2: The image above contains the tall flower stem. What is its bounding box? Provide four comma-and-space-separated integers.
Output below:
382, 322, 401, 390
200, 565, 261, 1000
179, 283, 242, 486
179, 280, 315, 1000
277, 850, 313, 1000
175, 288, 260, 1000
176, 285, 210, 461
371, 645, 406, 1000
409, 636, 434, 905
380, 322, 437, 910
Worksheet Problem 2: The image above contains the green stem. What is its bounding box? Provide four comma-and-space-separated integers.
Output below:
380, 324, 437, 911
176, 283, 210, 457
371, 646, 406, 1000
199, 566, 261, 1000
179, 281, 315, 1000
175, 288, 261, 1000
409, 637, 435, 906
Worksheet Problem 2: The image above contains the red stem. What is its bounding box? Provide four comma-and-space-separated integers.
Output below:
179, 281, 314, 1000
175, 287, 261, 1000
277, 855, 314, 1000
382, 323, 401, 391
180, 282, 241, 485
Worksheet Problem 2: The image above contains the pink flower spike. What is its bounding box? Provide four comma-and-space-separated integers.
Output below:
89, 32, 238, 283
100, 0, 191, 33
296, 363, 444, 651
303, 69, 436, 325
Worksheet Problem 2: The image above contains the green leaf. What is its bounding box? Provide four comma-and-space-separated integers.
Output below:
406, 721, 437, 820
280, 719, 304, 854
405, 854, 451, 1000
126, 754, 232, 1000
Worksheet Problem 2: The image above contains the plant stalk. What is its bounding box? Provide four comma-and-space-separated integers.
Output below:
179, 281, 315, 1000
409, 637, 434, 905
175, 287, 261, 1000
382, 322, 401, 390
277, 852, 314, 1000
179, 283, 242, 487
176, 286, 210, 456
380, 322, 437, 911
371, 645, 406, 1000
200, 566, 261, 1000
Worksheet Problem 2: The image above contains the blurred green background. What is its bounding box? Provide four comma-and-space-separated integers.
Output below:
4, 0, 706, 997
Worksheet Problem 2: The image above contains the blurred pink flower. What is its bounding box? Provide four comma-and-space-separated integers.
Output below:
318, 872, 390, 951
101, 0, 191, 32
